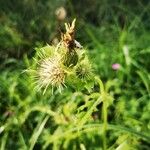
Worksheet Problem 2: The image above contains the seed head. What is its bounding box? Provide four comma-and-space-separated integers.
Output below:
36, 57, 65, 93
55, 7, 67, 21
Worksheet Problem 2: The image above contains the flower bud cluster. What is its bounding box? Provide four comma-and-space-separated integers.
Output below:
30, 20, 93, 93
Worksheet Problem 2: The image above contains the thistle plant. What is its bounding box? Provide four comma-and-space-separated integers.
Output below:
29, 19, 93, 94
20, 18, 150, 150
28, 19, 112, 150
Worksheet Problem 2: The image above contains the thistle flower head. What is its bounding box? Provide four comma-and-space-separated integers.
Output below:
55, 7, 66, 21
28, 19, 88, 93
75, 58, 93, 80
112, 63, 121, 70
36, 57, 65, 93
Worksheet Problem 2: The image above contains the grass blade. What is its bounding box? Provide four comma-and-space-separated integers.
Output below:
29, 115, 49, 150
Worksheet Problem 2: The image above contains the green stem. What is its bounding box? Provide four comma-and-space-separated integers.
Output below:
95, 76, 107, 150
102, 95, 107, 150
95, 76, 104, 94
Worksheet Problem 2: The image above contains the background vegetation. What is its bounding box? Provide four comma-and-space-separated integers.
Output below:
0, 0, 150, 149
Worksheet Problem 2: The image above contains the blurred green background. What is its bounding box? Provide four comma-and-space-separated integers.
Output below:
0, 0, 150, 149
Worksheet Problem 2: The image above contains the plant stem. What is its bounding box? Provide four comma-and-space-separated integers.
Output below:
95, 76, 107, 150
102, 94, 107, 150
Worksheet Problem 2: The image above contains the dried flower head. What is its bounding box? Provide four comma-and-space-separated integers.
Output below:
61, 19, 76, 49
60, 19, 81, 67
55, 7, 67, 21
36, 57, 65, 93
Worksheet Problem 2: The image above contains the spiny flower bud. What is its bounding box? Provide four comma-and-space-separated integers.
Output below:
36, 57, 65, 93
75, 59, 93, 80
63, 49, 78, 67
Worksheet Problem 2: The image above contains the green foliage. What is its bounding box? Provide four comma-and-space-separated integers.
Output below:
0, 0, 150, 150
